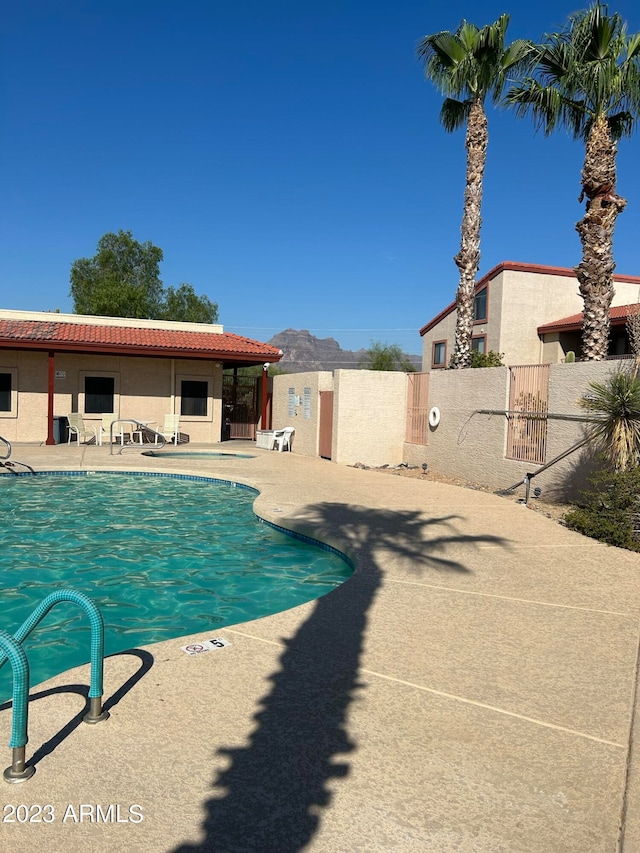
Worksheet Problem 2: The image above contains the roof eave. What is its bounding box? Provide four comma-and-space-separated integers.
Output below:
0, 338, 283, 362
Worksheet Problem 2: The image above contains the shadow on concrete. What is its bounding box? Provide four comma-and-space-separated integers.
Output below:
542, 444, 600, 504
0, 648, 153, 772
172, 502, 507, 853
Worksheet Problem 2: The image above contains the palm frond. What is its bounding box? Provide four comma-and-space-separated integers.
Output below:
440, 98, 471, 132
506, 4, 640, 134
505, 79, 568, 134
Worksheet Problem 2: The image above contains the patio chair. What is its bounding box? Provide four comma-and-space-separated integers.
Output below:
157, 414, 181, 445
273, 426, 295, 452
67, 413, 98, 445
98, 414, 130, 446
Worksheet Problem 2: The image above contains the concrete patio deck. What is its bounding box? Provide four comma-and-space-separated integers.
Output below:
1, 441, 640, 852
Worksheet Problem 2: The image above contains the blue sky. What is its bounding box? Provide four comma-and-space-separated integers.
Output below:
3, 1, 640, 355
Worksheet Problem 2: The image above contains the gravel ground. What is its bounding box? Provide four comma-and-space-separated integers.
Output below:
351, 462, 571, 524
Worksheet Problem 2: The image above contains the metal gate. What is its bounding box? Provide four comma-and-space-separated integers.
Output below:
319, 391, 333, 459
222, 374, 258, 440
506, 364, 550, 464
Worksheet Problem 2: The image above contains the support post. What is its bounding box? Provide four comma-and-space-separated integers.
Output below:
261, 363, 269, 430
45, 351, 56, 445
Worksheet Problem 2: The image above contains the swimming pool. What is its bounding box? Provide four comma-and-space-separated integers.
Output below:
0, 472, 352, 702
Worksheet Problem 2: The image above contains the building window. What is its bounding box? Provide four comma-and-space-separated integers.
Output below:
303, 387, 311, 420
288, 387, 296, 417
180, 380, 208, 416
0, 373, 11, 412
432, 341, 447, 368
84, 376, 115, 414
471, 336, 486, 354
473, 287, 487, 322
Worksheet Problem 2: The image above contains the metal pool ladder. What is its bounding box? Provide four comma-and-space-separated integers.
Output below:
0, 589, 109, 782
0, 435, 35, 475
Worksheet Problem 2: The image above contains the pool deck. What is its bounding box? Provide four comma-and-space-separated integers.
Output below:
2, 441, 640, 852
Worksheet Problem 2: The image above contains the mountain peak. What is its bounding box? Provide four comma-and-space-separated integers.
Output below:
267, 329, 420, 373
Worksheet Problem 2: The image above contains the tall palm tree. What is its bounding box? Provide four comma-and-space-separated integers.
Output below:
507, 3, 640, 360
418, 15, 531, 368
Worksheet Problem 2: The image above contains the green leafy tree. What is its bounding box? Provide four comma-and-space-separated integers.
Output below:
361, 341, 416, 371
418, 15, 532, 369
161, 284, 218, 324
506, 3, 640, 360
70, 230, 164, 318
70, 230, 218, 323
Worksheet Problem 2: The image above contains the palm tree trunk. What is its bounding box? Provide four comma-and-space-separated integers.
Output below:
575, 114, 627, 361
451, 98, 488, 369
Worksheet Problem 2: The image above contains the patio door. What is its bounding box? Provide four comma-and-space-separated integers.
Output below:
222, 373, 258, 440
319, 391, 333, 459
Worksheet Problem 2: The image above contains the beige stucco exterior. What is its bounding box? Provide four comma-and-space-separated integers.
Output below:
0, 349, 224, 444
332, 370, 406, 466
272, 369, 407, 467
406, 359, 627, 499
421, 263, 640, 370
271, 371, 334, 457
0, 309, 281, 445
271, 357, 631, 499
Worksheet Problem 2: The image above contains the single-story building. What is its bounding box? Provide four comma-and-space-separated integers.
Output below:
420, 261, 640, 369
0, 309, 282, 444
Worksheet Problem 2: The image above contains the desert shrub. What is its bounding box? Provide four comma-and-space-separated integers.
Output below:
469, 350, 504, 368
579, 362, 640, 472
564, 467, 640, 551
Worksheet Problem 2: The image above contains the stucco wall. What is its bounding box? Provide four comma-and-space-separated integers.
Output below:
272, 369, 407, 466
272, 371, 333, 457
1, 351, 223, 444
420, 360, 629, 499
332, 370, 407, 467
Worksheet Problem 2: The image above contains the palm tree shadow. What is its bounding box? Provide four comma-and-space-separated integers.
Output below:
172, 503, 507, 853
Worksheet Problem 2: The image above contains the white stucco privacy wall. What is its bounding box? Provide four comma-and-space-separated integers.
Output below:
271, 372, 333, 458
272, 370, 408, 466
332, 370, 407, 467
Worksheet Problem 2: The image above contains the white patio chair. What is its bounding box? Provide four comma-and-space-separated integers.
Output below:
157, 414, 181, 445
98, 414, 130, 445
273, 426, 295, 452
67, 413, 98, 445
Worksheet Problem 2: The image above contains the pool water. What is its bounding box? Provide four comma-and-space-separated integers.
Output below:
0, 472, 352, 702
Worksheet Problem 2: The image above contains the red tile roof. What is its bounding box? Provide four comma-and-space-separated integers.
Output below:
537, 304, 636, 334
419, 261, 640, 336
0, 319, 282, 362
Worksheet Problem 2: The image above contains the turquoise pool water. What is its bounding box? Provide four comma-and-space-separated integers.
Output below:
0, 472, 352, 702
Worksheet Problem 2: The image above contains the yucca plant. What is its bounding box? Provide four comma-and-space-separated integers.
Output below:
579, 361, 640, 470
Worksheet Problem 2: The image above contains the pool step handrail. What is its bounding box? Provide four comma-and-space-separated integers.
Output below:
0, 632, 34, 782
0, 589, 109, 783
109, 419, 167, 455
0, 435, 35, 475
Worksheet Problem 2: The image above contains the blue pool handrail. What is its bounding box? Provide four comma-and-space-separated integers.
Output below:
0, 631, 34, 782
0, 589, 109, 783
